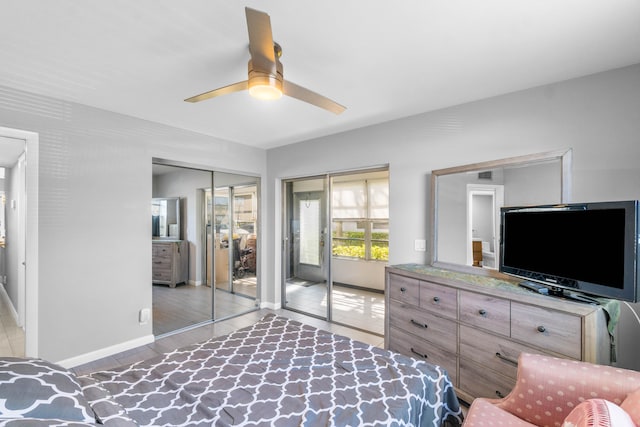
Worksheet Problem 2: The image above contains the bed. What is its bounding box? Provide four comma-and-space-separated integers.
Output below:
0, 314, 462, 426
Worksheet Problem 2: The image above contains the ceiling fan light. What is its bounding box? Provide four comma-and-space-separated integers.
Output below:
249, 83, 282, 100
248, 70, 283, 100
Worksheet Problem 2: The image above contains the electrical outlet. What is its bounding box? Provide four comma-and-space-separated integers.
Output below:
139, 308, 151, 324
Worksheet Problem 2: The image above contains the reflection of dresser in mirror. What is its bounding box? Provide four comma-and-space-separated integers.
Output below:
152, 240, 188, 287
151, 197, 187, 287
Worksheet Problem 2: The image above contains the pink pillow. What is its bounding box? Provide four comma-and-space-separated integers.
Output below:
562, 399, 634, 427
621, 387, 640, 426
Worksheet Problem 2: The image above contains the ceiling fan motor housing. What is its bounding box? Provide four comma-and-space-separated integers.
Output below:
247, 59, 283, 99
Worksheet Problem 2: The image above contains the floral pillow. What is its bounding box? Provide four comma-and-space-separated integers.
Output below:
0, 357, 95, 423
621, 387, 640, 426
562, 398, 634, 427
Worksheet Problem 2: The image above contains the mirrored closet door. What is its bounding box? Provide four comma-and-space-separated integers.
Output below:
152, 163, 259, 337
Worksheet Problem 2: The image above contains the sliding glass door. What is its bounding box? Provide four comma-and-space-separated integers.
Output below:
282, 169, 389, 334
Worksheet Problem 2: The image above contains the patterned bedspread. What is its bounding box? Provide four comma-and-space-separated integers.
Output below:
83, 314, 462, 426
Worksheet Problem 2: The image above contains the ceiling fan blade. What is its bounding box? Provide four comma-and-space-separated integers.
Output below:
184, 81, 248, 103
245, 7, 276, 70
283, 81, 346, 114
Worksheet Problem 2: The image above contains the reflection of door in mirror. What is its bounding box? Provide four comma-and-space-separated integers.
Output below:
466, 185, 504, 269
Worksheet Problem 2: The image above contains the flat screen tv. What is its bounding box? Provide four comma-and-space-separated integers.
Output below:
499, 200, 639, 302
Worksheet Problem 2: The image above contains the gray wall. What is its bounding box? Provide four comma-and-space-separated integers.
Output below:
0, 85, 265, 363
266, 64, 640, 370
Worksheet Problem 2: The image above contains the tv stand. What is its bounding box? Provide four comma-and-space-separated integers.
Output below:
518, 282, 600, 305
385, 264, 613, 404
559, 290, 601, 305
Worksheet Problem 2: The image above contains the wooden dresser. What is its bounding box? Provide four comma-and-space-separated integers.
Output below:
152, 240, 188, 287
385, 264, 613, 404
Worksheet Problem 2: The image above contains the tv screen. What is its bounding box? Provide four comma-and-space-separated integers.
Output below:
499, 200, 639, 302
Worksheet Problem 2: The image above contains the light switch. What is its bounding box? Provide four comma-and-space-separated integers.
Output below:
414, 239, 426, 251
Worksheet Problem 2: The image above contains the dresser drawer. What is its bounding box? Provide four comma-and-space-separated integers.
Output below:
152, 269, 171, 281
459, 291, 510, 336
389, 301, 457, 353
459, 358, 515, 400
153, 242, 172, 254
388, 326, 458, 385
511, 302, 582, 359
419, 280, 457, 319
460, 325, 543, 380
388, 274, 420, 306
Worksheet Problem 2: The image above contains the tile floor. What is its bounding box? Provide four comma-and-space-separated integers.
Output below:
0, 288, 24, 357
284, 281, 385, 335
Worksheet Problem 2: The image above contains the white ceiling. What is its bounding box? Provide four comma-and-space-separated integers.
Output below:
2, 1, 639, 149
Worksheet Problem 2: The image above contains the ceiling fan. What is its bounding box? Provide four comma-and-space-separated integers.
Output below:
184, 7, 346, 114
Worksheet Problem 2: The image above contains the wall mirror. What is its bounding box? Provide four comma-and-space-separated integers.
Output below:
152, 197, 181, 239
430, 149, 572, 276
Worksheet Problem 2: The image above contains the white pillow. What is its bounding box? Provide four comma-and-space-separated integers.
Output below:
562, 398, 634, 427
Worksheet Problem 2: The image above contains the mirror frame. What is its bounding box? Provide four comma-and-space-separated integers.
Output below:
429, 149, 572, 277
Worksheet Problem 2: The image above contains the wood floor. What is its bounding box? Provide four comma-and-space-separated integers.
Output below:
72, 308, 385, 376
155, 276, 385, 337
152, 282, 257, 336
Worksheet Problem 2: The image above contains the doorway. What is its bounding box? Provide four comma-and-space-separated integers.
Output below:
466, 184, 504, 269
282, 168, 389, 335
151, 163, 260, 337
0, 128, 37, 358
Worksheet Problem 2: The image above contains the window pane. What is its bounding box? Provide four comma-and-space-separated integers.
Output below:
299, 199, 320, 265
369, 178, 389, 219
332, 181, 366, 218
332, 220, 365, 259
371, 221, 389, 261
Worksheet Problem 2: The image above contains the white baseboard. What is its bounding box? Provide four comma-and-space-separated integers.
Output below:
0, 284, 20, 327
260, 301, 280, 310
56, 334, 155, 369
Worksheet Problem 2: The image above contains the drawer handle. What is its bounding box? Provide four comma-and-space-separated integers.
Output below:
478, 309, 487, 316
410, 348, 428, 359
537, 325, 547, 333
410, 319, 428, 329
495, 352, 518, 367
433, 296, 440, 303
400, 287, 407, 293
495, 390, 505, 399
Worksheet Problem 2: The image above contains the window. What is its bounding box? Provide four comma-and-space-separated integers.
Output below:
331, 176, 389, 261
299, 199, 321, 265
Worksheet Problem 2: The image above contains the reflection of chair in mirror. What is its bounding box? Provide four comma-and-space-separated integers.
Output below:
472, 240, 483, 267
246, 234, 256, 272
